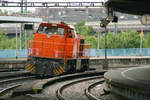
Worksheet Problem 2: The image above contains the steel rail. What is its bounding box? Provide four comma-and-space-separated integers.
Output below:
85, 80, 105, 100
0, 75, 35, 97
56, 76, 103, 100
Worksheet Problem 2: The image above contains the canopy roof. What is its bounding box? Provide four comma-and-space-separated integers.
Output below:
105, 0, 150, 15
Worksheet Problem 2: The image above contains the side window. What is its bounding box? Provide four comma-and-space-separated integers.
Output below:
38, 26, 45, 34
67, 29, 72, 38
58, 28, 64, 35
37, 26, 65, 36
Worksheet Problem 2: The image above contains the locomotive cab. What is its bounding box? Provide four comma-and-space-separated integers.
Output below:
26, 22, 90, 76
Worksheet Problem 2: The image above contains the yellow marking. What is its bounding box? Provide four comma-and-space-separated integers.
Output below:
59, 65, 64, 72
25, 66, 28, 69
25, 64, 31, 69
27, 66, 32, 71
53, 68, 58, 75
26, 64, 31, 67
30, 67, 35, 72
28, 65, 33, 70
55, 68, 60, 75
56, 66, 62, 74
62, 65, 65, 71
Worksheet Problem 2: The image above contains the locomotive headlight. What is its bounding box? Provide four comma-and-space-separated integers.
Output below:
47, 34, 51, 38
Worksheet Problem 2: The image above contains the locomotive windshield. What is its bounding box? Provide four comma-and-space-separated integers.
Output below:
38, 26, 64, 35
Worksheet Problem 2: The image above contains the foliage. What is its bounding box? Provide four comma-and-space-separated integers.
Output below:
143, 33, 150, 48
86, 36, 98, 48
74, 21, 144, 49
100, 30, 141, 49
0, 20, 150, 49
75, 20, 97, 48
75, 20, 96, 36
0, 30, 34, 49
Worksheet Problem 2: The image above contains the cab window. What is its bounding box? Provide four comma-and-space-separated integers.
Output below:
67, 29, 73, 38
38, 26, 64, 35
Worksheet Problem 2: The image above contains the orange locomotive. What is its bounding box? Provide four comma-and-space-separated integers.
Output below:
26, 22, 90, 76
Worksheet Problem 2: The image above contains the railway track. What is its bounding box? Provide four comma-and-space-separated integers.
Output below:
25, 71, 105, 100
0, 69, 31, 79
57, 76, 104, 100
0, 75, 35, 99
85, 79, 105, 100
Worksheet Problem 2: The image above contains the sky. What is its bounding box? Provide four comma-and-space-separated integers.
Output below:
0, 0, 107, 12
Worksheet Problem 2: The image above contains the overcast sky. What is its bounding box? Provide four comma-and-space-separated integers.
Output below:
1, 0, 107, 12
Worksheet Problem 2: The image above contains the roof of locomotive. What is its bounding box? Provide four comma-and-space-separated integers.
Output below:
39, 22, 73, 29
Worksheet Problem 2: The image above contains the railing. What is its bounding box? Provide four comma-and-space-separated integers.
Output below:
0, 49, 27, 58
90, 48, 150, 56
0, 48, 150, 58
28, 40, 90, 59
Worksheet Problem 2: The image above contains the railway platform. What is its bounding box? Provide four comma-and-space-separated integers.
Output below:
0, 58, 26, 69
104, 66, 150, 100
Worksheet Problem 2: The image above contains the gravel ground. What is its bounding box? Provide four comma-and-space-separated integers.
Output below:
42, 79, 77, 100
62, 78, 102, 100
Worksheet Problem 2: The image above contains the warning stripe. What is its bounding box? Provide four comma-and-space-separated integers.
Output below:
25, 64, 35, 72
56, 66, 62, 74
27, 66, 32, 70
25, 64, 31, 68
30, 66, 35, 72
25, 65, 31, 70
59, 65, 64, 72
55, 68, 60, 75
53, 64, 65, 75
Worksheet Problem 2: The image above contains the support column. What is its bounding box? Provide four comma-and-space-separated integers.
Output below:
20, 23, 24, 50
86, 7, 88, 13
103, 27, 108, 70
16, 24, 18, 59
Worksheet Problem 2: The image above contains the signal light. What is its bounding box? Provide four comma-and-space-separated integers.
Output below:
112, 16, 118, 23
100, 18, 110, 28
100, 23, 104, 27
100, 16, 118, 28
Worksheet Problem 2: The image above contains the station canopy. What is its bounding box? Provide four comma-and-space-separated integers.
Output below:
105, 0, 150, 15
0, 16, 42, 23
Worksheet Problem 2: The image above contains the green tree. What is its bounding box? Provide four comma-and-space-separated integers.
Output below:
0, 29, 34, 49
143, 33, 150, 48
75, 20, 85, 34
99, 30, 141, 49
119, 30, 140, 48
86, 36, 98, 48
87, 26, 96, 36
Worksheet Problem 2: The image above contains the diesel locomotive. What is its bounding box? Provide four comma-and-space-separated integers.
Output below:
25, 22, 90, 76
